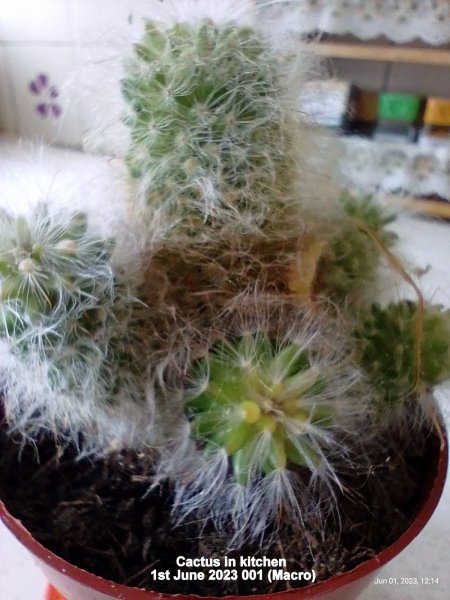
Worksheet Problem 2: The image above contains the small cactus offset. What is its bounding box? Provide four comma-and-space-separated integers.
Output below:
0, 204, 156, 451
187, 332, 334, 485
161, 302, 370, 540
122, 19, 298, 235
316, 195, 397, 303
355, 301, 450, 405
0, 204, 114, 348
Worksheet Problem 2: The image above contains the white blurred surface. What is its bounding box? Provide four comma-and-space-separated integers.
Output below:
0, 134, 449, 599
0, 520, 47, 600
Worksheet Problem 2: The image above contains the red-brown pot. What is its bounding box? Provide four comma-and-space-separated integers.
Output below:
1, 434, 447, 600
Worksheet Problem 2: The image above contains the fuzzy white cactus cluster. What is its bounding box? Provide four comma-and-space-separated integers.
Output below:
1, 0, 449, 547
0, 200, 157, 451
155, 298, 368, 542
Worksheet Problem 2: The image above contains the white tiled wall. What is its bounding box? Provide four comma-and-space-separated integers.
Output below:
75, 45, 130, 156
0, 0, 154, 152
71, 0, 149, 47
0, 0, 72, 44
5, 45, 82, 147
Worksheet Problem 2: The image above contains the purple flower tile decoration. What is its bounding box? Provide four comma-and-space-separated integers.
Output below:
28, 73, 62, 119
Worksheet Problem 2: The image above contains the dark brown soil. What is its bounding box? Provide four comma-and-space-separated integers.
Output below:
0, 423, 440, 597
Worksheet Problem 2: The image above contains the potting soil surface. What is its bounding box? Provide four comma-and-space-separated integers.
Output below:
0, 425, 439, 597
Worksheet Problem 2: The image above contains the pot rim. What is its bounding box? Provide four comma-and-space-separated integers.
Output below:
0, 434, 447, 600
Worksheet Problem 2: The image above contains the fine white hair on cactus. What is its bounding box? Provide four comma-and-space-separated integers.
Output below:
0, 204, 114, 342
0, 295, 163, 455
155, 297, 372, 542
121, 3, 345, 251
0, 199, 167, 454
162, 420, 346, 546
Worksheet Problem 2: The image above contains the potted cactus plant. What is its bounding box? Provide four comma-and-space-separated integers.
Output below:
0, 2, 448, 599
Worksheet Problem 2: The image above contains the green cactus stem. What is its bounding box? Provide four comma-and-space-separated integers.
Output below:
0, 204, 156, 448
186, 332, 334, 485
317, 195, 398, 302
355, 301, 450, 405
0, 204, 114, 347
122, 19, 297, 234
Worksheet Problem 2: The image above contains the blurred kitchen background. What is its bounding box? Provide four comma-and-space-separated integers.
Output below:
1, 0, 449, 216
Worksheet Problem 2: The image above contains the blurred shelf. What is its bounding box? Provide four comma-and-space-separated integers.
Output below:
304, 42, 450, 66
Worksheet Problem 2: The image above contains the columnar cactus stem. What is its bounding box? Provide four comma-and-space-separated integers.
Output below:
122, 19, 298, 235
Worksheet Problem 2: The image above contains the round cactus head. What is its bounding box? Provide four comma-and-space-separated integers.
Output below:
162, 304, 370, 541
356, 301, 450, 406
0, 204, 114, 343
187, 330, 348, 486
0, 205, 158, 453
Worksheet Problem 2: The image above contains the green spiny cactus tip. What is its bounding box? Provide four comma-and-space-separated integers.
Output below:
122, 20, 295, 233
356, 301, 450, 405
186, 333, 334, 485
0, 204, 114, 344
317, 195, 397, 301
0, 205, 154, 448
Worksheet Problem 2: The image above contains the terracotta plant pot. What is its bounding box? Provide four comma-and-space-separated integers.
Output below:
1, 430, 447, 600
